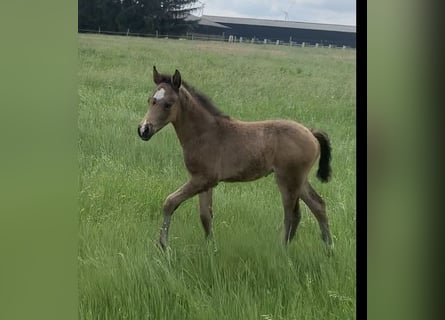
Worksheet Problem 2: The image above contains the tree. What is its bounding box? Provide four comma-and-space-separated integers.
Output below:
78, 0, 121, 31
78, 0, 202, 35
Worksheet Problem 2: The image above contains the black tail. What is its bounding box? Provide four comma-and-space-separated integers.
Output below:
311, 129, 332, 183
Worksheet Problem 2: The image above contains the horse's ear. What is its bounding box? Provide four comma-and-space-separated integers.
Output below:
172, 69, 181, 90
153, 66, 161, 84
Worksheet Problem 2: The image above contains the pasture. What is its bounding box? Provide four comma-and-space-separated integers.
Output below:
78, 34, 356, 319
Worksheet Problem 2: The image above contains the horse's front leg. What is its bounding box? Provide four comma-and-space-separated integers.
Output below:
199, 188, 213, 239
159, 178, 211, 249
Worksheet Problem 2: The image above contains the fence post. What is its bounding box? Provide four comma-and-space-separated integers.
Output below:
264, 39, 267, 44
156, 30, 158, 38
302, 42, 305, 48
126, 28, 129, 36
98, 26, 101, 33
289, 36, 292, 46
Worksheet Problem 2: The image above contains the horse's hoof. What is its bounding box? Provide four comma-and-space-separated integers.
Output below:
324, 242, 334, 256
159, 239, 168, 251
205, 237, 218, 253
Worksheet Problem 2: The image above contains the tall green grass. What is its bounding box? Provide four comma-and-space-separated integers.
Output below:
79, 34, 356, 320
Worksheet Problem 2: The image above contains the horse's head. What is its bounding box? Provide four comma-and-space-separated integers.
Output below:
138, 66, 182, 141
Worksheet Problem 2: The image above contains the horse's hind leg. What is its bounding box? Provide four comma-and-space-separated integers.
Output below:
301, 181, 333, 246
284, 199, 302, 244
198, 188, 213, 239
276, 174, 303, 245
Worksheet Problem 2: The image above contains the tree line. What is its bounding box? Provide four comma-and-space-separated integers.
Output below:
78, 0, 201, 35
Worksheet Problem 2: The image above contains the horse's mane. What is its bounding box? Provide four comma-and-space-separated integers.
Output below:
157, 73, 229, 119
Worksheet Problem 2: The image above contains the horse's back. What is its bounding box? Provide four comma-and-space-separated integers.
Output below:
235, 119, 318, 156
217, 119, 319, 181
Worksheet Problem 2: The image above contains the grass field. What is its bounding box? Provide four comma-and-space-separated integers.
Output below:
78, 34, 356, 320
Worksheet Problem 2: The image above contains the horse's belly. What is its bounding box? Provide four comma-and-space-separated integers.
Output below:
218, 127, 274, 182
220, 159, 273, 182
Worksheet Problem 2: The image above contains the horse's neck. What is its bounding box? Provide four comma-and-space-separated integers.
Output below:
172, 88, 216, 147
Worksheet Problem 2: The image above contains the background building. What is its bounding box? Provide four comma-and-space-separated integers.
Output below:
189, 15, 356, 47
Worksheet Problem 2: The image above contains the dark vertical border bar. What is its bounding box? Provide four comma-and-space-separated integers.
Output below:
356, 0, 367, 319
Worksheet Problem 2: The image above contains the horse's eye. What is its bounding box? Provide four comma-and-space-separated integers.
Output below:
165, 102, 172, 108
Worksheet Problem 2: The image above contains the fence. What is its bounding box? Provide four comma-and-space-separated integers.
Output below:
78, 29, 354, 49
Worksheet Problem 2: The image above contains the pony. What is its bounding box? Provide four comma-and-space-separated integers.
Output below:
138, 67, 333, 249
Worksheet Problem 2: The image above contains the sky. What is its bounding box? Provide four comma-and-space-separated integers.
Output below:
196, 0, 356, 26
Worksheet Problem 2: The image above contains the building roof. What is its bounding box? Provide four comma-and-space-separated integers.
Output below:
202, 15, 356, 33
185, 14, 231, 29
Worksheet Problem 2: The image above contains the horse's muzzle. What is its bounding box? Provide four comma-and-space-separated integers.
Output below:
138, 123, 154, 141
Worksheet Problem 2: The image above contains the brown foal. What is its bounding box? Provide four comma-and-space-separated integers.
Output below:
138, 67, 333, 249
